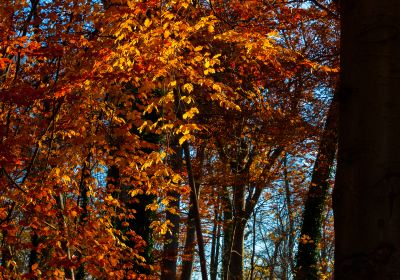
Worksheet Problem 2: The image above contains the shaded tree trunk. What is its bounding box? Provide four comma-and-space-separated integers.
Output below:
283, 154, 295, 276
180, 145, 205, 280
222, 187, 233, 280
182, 141, 208, 280
228, 219, 246, 280
227, 181, 246, 280
180, 203, 197, 280
161, 142, 182, 280
295, 94, 338, 280
76, 153, 91, 280
334, 1, 400, 279
210, 193, 221, 280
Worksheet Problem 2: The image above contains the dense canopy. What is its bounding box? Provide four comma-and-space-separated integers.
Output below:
0, 0, 339, 279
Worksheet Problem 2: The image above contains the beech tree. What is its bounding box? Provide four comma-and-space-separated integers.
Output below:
334, 0, 400, 279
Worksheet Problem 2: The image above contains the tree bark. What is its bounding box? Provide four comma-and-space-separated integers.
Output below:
180, 145, 205, 280
210, 192, 221, 280
228, 220, 246, 280
295, 94, 338, 280
334, 1, 400, 279
227, 182, 246, 280
182, 141, 208, 280
222, 187, 233, 280
161, 143, 182, 280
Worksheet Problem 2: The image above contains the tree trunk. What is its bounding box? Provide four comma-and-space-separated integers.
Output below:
222, 187, 233, 280
183, 141, 208, 280
180, 145, 205, 280
334, 1, 400, 279
161, 143, 182, 280
76, 153, 91, 280
249, 210, 256, 280
228, 220, 246, 280
180, 200, 197, 280
227, 181, 246, 280
210, 192, 220, 280
295, 94, 338, 280
283, 154, 295, 276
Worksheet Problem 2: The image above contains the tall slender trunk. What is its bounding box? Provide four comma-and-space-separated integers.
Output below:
180, 201, 197, 280
180, 145, 205, 280
28, 232, 39, 272
249, 210, 256, 280
227, 181, 246, 280
222, 187, 233, 280
228, 221, 246, 280
334, 1, 400, 279
182, 141, 208, 280
283, 154, 295, 276
295, 94, 338, 280
76, 153, 91, 280
210, 193, 221, 280
161, 143, 182, 280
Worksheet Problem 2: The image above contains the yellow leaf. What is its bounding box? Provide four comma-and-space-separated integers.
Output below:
146, 203, 159, 211
161, 198, 169, 206
182, 83, 194, 93
62, 175, 70, 183
54, 167, 60, 176
160, 223, 168, 235
169, 80, 177, 87
213, 84, 222, 93
164, 29, 170, 38
267, 30, 280, 38
167, 207, 177, 215
179, 134, 193, 145
204, 60, 210, 68
182, 107, 199, 120
181, 1, 189, 9
172, 173, 182, 183
138, 121, 148, 133
161, 123, 174, 130
144, 18, 152, 28
194, 46, 203, 52
129, 189, 144, 197
208, 24, 214, 33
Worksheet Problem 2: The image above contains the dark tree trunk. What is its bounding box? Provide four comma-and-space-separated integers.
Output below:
334, 1, 400, 279
228, 220, 246, 280
182, 141, 208, 280
28, 232, 39, 272
295, 94, 338, 280
161, 143, 182, 280
180, 200, 197, 280
222, 187, 233, 280
76, 154, 91, 280
227, 180, 246, 280
107, 165, 155, 274
180, 145, 205, 280
210, 193, 220, 280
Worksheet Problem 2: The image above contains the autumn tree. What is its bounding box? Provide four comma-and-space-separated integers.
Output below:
0, 0, 340, 279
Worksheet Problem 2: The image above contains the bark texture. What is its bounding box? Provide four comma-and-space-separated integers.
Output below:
334, 1, 400, 279
161, 142, 182, 280
295, 94, 338, 280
